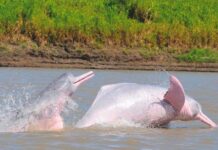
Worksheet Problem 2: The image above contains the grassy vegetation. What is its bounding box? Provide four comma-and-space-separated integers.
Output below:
0, 0, 218, 63
177, 48, 218, 63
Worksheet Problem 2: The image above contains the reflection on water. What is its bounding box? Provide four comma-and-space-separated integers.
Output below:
0, 68, 217, 149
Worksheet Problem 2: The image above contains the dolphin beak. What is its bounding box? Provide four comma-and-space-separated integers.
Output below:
196, 112, 217, 128
73, 71, 94, 86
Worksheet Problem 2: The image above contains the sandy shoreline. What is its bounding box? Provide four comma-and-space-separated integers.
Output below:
1, 57, 218, 72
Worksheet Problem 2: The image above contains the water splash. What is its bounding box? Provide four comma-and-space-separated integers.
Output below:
94, 119, 143, 128
0, 84, 33, 132
0, 84, 79, 132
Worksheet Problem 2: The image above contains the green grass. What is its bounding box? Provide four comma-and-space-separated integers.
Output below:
177, 48, 218, 63
0, 0, 218, 51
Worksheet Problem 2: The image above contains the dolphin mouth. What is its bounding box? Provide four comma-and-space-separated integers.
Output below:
196, 112, 217, 128
73, 71, 94, 86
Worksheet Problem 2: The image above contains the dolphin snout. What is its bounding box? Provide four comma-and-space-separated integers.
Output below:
73, 71, 94, 87
196, 112, 217, 128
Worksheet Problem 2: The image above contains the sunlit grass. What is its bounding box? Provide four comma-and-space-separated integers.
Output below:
177, 48, 218, 63
0, 0, 217, 51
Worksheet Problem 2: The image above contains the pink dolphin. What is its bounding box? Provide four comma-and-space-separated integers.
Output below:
76, 75, 217, 128
25, 71, 94, 131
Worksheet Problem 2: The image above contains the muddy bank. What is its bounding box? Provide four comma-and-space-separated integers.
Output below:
0, 42, 218, 72
1, 56, 218, 72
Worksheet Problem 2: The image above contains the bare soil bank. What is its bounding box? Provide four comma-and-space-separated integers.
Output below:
1, 56, 218, 72
0, 42, 218, 72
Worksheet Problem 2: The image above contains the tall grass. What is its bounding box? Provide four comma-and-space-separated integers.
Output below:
0, 0, 217, 50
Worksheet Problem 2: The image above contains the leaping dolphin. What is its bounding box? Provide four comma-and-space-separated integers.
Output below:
76, 75, 217, 128
11, 71, 94, 132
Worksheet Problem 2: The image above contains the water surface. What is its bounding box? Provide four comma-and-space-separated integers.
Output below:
0, 68, 217, 149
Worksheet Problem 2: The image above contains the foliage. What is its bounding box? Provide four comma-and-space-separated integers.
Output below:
177, 48, 218, 63
0, 0, 217, 51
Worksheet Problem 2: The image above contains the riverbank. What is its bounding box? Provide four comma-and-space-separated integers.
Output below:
1, 57, 218, 72
0, 0, 218, 71
1, 42, 218, 72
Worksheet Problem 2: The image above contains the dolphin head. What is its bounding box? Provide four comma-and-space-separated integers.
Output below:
47, 71, 94, 96
174, 96, 217, 127
164, 75, 217, 128
181, 97, 217, 127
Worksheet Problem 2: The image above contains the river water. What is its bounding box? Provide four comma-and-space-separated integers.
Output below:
0, 68, 217, 149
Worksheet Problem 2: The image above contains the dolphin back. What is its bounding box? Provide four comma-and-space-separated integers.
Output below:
76, 83, 170, 127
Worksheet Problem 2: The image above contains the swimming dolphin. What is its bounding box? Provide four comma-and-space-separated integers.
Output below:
76, 75, 217, 128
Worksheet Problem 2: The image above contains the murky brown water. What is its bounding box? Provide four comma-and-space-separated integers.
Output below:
0, 68, 217, 149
